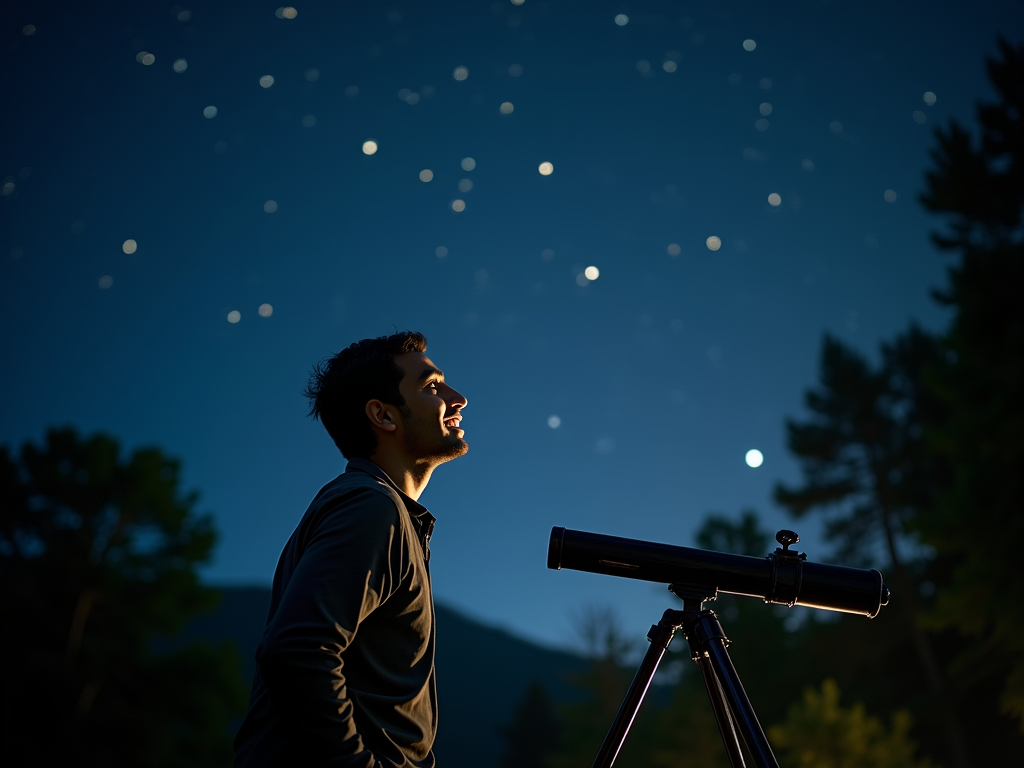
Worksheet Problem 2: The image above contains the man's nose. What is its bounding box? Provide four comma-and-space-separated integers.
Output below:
446, 386, 467, 409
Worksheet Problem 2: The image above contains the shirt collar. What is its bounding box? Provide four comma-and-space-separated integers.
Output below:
345, 458, 432, 521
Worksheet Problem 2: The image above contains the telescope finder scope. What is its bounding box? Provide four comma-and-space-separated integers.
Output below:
548, 526, 890, 618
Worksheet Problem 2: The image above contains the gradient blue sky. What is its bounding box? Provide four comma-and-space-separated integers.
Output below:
3, 0, 1020, 649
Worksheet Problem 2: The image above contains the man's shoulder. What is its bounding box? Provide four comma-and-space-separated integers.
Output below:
323, 466, 403, 499
306, 468, 407, 525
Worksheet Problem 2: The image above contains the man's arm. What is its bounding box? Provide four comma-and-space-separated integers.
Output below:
256, 486, 407, 766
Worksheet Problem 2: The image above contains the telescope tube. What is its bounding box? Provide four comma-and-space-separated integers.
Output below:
548, 527, 889, 618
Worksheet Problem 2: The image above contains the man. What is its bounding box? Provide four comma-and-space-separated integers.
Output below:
234, 331, 467, 767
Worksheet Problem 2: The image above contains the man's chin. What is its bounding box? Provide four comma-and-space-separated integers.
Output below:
438, 437, 469, 462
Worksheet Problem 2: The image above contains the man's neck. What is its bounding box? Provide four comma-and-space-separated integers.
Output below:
366, 452, 434, 501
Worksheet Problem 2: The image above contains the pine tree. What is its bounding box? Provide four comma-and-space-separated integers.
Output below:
918, 38, 1024, 729
772, 38, 1024, 763
774, 324, 969, 766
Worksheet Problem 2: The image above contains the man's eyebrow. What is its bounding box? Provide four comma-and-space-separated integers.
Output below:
418, 366, 444, 381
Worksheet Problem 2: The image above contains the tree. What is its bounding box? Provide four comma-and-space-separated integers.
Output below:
548, 604, 658, 768
918, 38, 1024, 728
0, 427, 247, 767
773, 38, 1024, 765
774, 327, 971, 765
498, 681, 562, 768
768, 679, 934, 768
773, 327, 947, 570
694, 509, 769, 557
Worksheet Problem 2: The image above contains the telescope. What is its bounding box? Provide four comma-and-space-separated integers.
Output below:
547, 526, 891, 768
548, 526, 889, 617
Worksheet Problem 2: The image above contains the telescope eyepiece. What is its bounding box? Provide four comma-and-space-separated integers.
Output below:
775, 529, 800, 549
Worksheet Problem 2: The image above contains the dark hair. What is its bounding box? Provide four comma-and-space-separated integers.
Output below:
304, 331, 428, 458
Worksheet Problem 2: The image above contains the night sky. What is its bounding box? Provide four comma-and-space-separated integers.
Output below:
3, 0, 1020, 650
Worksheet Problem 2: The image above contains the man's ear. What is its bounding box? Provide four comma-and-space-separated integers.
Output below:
366, 400, 398, 432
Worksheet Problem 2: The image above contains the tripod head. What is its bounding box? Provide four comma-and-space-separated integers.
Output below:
548, 526, 890, 618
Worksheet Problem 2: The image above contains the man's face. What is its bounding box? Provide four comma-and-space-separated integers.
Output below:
393, 352, 468, 465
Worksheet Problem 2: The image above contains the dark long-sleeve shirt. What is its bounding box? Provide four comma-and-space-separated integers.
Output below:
234, 459, 437, 768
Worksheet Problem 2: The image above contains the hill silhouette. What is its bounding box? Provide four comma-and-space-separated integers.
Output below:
184, 586, 588, 766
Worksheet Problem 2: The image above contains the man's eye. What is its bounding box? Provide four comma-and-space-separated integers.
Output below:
427, 382, 439, 392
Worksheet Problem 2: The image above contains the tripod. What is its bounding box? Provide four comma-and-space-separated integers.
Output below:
592, 584, 779, 768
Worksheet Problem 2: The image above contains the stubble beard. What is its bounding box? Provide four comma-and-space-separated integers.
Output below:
402, 414, 469, 466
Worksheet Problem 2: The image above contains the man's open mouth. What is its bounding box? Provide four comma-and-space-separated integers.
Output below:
444, 417, 461, 429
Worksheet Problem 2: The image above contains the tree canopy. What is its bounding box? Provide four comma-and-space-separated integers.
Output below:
918, 37, 1024, 728
772, 37, 1023, 766
0, 427, 246, 767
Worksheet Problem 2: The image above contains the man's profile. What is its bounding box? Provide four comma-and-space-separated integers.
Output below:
234, 331, 467, 767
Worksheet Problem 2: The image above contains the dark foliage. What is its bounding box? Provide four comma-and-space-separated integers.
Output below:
695, 509, 769, 556
498, 681, 562, 768
773, 327, 947, 570
770, 37, 1024, 767
548, 512, 947, 767
0, 427, 247, 767
919, 37, 1024, 728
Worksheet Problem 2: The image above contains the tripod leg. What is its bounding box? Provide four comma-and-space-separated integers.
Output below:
704, 637, 778, 768
694, 653, 747, 768
591, 613, 680, 768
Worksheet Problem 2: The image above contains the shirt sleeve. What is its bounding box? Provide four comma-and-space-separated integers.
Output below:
256, 486, 407, 767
